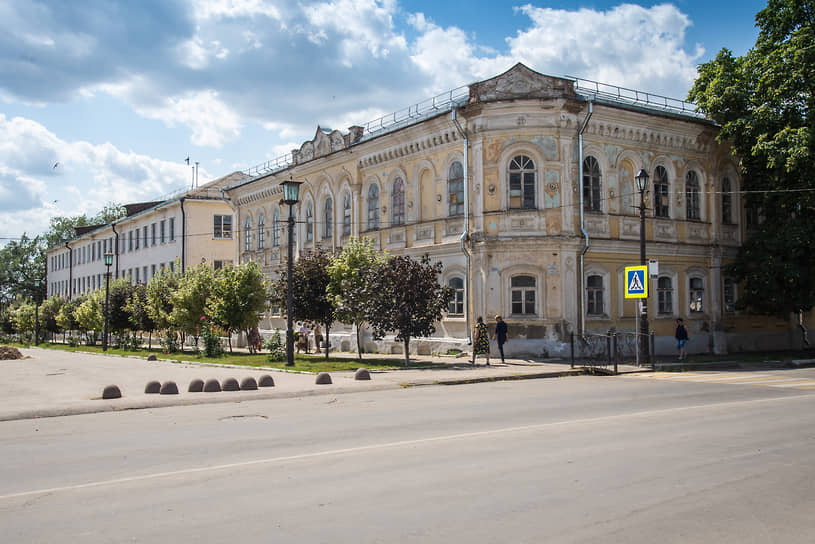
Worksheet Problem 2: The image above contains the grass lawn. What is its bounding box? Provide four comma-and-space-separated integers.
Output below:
20, 342, 448, 373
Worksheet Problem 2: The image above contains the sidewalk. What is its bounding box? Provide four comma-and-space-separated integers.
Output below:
0, 348, 597, 422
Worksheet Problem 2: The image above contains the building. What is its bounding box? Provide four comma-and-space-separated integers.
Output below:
47, 172, 246, 298
224, 63, 815, 357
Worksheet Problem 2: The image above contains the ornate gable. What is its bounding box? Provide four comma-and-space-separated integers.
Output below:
293, 125, 352, 165
469, 63, 578, 103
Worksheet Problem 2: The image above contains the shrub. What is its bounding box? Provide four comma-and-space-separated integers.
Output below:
264, 329, 285, 362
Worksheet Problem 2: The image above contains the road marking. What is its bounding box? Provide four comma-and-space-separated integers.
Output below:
0, 392, 813, 502
626, 372, 815, 389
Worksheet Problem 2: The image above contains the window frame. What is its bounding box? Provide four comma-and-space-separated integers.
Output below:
214, 215, 233, 239
343, 192, 352, 236
243, 216, 252, 251
305, 202, 314, 242
685, 170, 701, 220
392, 177, 405, 226
324, 197, 333, 240
510, 275, 537, 316
653, 165, 670, 218
689, 275, 705, 314
447, 276, 465, 316
448, 161, 464, 216
508, 155, 536, 210
583, 156, 602, 212
258, 212, 266, 249
367, 184, 380, 231
586, 274, 605, 316
657, 275, 674, 315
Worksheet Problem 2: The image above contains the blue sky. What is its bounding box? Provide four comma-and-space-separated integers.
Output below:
0, 0, 768, 242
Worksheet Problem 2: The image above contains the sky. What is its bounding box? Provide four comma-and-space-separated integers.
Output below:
0, 0, 769, 244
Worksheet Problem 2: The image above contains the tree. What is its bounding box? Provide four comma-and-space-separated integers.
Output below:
0, 234, 46, 305
327, 238, 386, 361
208, 262, 268, 353
107, 278, 135, 342
171, 263, 215, 346
125, 283, 156, 349
56, 295, 84, 339
688, 0, 815, 323
11, 300, 36, 336
75, 291, 104, 344
270, 251, 336, 360
42, 215, 92, 249
145, 267, 181, 332
40, 295, 65, 339
366, 255, 453, 366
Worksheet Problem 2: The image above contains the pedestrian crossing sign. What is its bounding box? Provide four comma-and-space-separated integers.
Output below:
624, 266, 648, 298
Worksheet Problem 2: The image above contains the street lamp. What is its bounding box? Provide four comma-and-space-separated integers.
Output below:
102, 252, 113, 351
280, 178, 302, 367
635, 168, 650, 368
33, 278, 41, 346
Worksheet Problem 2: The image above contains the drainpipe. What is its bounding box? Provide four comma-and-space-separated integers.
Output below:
180, 198, 187, 273
452, 108, 472, 344
577, 101, 593, 337
111, 223, 119, 279
65, 242, 73, 301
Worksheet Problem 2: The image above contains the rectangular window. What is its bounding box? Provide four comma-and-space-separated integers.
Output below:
129, 231, 134, 251
135, 268, 140, 283
214, 215, 233, 239
143, 266, 148, 281
160, 220, 166, 244
169, 261, 174, 272
657, 277, 673, 314
151, 264, 156, 277
689, 278, 704, 313
143, 226, 148, 248
214, 260, 231, 270
169, 217, 175, 241
511, 275, 536, 315
151, 223, 156, 246
135, 229, 140, 250
586, 275, 604, 315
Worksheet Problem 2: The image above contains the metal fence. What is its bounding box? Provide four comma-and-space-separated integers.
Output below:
570, 331, 655, 374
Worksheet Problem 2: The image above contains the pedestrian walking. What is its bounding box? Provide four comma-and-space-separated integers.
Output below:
471, 316, 491, 366
675, 318, 689, 360
297, 323, 310, 354
493, 315, 508, 363
247, 327, 261, 354
313, 325, 323, 354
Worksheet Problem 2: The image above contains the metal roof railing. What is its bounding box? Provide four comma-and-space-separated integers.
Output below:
569, 75, 705, 119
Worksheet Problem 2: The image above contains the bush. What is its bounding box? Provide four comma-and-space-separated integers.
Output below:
264, 329, 285, 362
200, 318, 223, 358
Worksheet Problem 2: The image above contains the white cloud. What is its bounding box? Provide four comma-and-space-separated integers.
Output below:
0, 114, 193, 237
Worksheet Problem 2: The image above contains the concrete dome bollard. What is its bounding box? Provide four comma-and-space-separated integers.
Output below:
146, 354, 158, 361
102, 385, 122, 399
144, 380, 161, 394
188, 379, 204, 392
203, 378, 221, 392
222, 377, 240, 391
315, 372, 332, 385
159, 381, 179, 395
354, 368, 371, 381
240, 377, 258, 390
258, 375, 275, 387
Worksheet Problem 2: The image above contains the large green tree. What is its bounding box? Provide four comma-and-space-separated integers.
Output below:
366, 255, 453, 367
327, 238, 386, 361
688, 0, 815, 323
208, 262, 268, 353
270, 251, 336, 360
171, 263, 215, 345
0, 234, 46, 306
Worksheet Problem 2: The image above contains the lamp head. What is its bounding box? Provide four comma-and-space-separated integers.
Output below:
635, 168, 650, 192
280, 179, 303, 205
104, 252, 113, 267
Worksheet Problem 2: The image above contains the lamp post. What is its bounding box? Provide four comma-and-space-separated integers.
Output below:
103, 252, 113, 351
635, 168, 650, 368
33, 278, 41, 346
280, 179, 302, 367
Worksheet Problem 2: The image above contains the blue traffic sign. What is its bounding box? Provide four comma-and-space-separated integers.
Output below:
624, 266, 648, 298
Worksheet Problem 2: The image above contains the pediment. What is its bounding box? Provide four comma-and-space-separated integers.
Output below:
469, 63, 578, 103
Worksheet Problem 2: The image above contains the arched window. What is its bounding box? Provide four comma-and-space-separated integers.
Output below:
367, 184, 379, 230
272, 208, 280, 247
343, 192, 352, 236
306, 202, 314, 242
689, 276, 704, 313
392, 177, 405, 226
448, 161, 464, 216
657, 276, 673, 314
324, 197, 333, 239
447, 277, 464, 315
654, 166, 670, 218
509, 155, 536, 209
586, 275, 604, 315
583, 156, 602, 212
257, 213, 266, 249
721, 177, 733, 224
243, 216, 252, 251
686, 171, 701, 220
511, 275, 536, 315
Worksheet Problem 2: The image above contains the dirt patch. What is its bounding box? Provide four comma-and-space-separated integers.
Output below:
0, 346, 24, 360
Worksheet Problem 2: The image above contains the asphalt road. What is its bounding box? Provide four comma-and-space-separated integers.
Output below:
1, 370, 814, 543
